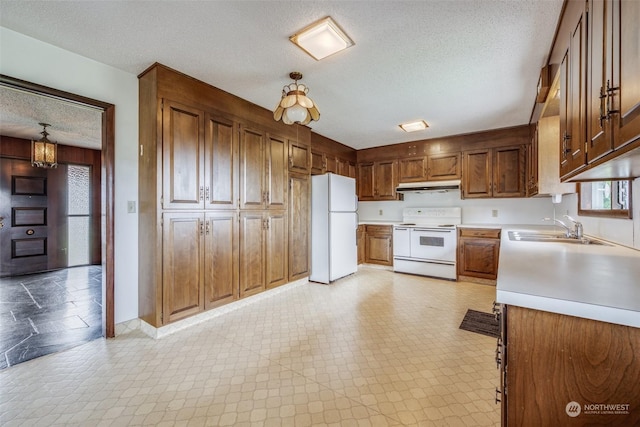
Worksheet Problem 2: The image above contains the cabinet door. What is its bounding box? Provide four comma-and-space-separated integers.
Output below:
458, 237, 500, 280
614, 0, 640, 148
357, 163, 375, 200
493, 145, 525, 198
357, 225, 365, 265
239, 126, 265, 209
266, 211, 288, 289
325, 155, 339, 174
239, 212, 265, 297
265, 133, 288, 210
337, 158, 349, 176
527, 126, 539, 197
162, 100, 204, 209
399, 157, 427, 182
348, 162, 357, 179
204, 114, 238, 210
289, 174, 310, 281
560, 11, 587, 178
310, 150, 325, 175
289, 140, 310, 174
463, 149, 492, 198
587, 0, 614, 162
365, 231, 393, 266
162, 212, 203, 323
427, 152, 461, 180
374, 160, 397, 200
204, 211, 238, 309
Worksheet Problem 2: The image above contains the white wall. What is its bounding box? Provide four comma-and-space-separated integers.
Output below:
0, 27, 139, 324
359, 191, 561, 225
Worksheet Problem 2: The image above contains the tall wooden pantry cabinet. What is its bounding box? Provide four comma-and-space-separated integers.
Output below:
138, 63, 311, 327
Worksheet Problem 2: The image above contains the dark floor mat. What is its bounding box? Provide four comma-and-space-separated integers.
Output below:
459, 309, 499, 338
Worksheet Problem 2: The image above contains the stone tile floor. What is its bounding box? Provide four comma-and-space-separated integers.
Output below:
0, 266, 103, 369
0, 267, 500, 426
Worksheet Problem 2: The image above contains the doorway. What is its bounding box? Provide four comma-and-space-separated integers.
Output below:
0, 75, 115, 366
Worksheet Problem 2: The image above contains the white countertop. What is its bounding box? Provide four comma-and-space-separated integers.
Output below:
496, 224, 640, 328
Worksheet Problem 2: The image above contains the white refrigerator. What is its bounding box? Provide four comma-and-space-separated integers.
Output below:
310, 173, 358, 284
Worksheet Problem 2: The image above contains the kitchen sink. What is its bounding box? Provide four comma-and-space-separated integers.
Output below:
508, 231, 611, 246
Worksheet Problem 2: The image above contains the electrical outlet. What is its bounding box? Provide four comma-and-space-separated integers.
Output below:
127, 201, 136, 213
492, 209, 498, 218
378, 209, 383, 216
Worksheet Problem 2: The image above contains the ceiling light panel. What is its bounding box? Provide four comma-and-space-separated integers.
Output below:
290, 16, 354, 60
399, 120, 429, 132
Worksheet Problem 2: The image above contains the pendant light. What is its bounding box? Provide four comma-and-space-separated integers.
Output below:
31, 122, 58, 168
273, 72, 320, 125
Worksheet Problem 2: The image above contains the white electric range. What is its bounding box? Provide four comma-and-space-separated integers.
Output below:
393, 207, 461, 280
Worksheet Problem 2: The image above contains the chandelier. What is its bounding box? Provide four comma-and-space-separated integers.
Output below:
273, 72, 320, 125
31, 123, 58, 168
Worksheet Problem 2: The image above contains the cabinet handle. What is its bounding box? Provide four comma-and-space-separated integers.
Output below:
562, 131, 572, 154
599, 85, 607, 128
199, 186, 204, 201
606, 80, 619, 117
205, 221, 210, 235
495, 388, 501, 404
199, 220, 204, 235
289, 156, 293, 167
205, 186, 210, 201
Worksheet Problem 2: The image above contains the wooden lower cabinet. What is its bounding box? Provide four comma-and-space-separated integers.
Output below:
162, 212, 205, 323
204, 211, 238, 309
457, 228, 500, 282
162, 211, 240, 323
364, 224, 393, 266
357, 225, 366, 264
499, 305, 640, 426
239, 210, 288, 297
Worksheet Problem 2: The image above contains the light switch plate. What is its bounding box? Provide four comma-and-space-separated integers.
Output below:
127, 201, 136, 213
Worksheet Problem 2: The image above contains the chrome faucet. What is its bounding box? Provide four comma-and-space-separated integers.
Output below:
542, 217, 575, 238
563, 215, 583, 239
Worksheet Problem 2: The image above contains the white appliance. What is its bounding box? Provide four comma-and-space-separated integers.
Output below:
310, 173, 358, 284
393, 207, 461, 280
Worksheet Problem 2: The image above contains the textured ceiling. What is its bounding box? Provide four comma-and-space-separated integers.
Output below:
0, 0, 564, 150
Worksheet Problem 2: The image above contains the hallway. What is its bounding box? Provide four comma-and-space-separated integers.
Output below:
0, 266, 102, 369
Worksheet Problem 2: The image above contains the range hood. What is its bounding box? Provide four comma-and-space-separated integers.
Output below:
395, 179, 461, 193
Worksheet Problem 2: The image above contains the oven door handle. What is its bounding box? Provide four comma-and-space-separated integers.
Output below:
412, 228, 454, 232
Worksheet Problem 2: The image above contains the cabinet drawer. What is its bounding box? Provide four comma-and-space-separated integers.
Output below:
459, 228, 501, 239
365, 224, 392, 235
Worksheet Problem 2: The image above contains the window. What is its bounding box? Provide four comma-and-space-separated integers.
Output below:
578, 180, 632, 218
67, 164, 91, 266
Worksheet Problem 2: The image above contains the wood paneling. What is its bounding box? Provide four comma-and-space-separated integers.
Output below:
506, 305, 640, 426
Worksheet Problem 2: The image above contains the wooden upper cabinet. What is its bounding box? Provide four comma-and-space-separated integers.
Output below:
399, 157, 427, 182
526, 125, 539, 197
288, 140, 310, 174
325, 155, 339, 174
463, 146, 525, 198
462, 149, 492, 198
358, 160, 398, 201
265, 133, 288, 210
204, 114, 238, 210
493, 145, 526, 197
560, 9, 587, 178
614, 0, 640, 149
337, 158, 350, 176
239, 126, 265, 209
310, 150, 325, 175
348, 162, 357, 179
162, 100, 205, 209
427, 152, 461, 180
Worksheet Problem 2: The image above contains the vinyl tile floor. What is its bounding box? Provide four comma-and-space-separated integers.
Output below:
0, 267, 500, 426
0, 265, 103, 370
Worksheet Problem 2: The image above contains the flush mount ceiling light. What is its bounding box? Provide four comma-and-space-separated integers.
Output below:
290, 16, 354, 61
273, 72, 320, 125
31, 122, 58, 168
399, 120, 429, 133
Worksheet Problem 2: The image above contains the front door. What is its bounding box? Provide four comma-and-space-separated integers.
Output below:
0, 158, 67, 276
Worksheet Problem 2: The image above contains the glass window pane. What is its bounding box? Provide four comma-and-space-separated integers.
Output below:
68, 216, 90, 266
68, 165, 91, 215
